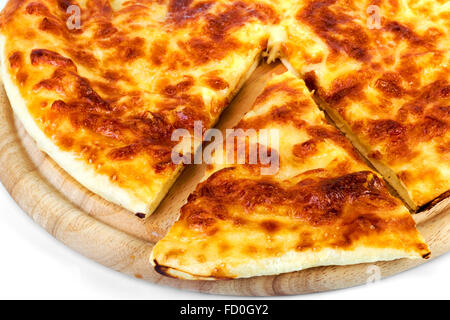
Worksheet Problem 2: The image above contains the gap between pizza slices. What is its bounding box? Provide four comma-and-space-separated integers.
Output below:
0, 0, 448, 217
151, 71, 430, 280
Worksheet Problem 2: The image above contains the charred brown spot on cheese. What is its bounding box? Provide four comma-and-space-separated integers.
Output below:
179, 1, 274, 39
374, 72, 405, 98
168, 0, 214, 25
385, 21, 431, 47
86, 0, 113, 19
260, 220, 280, 233
325, 73, 366, 105
26, 2, 51, 16
66, 49, 99, 68
95, 21, 118, 38
367, 119, 406, 143
8, 51, 23, 69
218, 242, 231, 254
183, 207, 218, 232
192, 254, 205, 263
39, 17, 62, 35
16, 71, 28, 86
108, 144, 140, 160
206, 1, 277, 41
57, 0, 75, 11
150, 41, 167, 66
102, 70, 125, 82
298, 0, 371, 61
412, 116, 447, 142
174, 106, 209, 132
364, 119, 418, 163
243, 245, 258, 254
30, 49, 76, 68
397, 170, 411, 185
120, 37, 145, 62
205, 76, 229, 90
163, 77, 195, 97
293, 139, 318, 160
437, 141, 450, 156
255, 82, 299, 105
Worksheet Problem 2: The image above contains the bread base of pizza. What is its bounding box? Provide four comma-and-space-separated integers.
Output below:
151, 72, 430, 280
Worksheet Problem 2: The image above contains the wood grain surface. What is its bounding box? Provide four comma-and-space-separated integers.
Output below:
0, 62, 449, 296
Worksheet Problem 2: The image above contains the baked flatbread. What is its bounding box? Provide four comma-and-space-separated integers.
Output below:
281, 0, 450, 210
1, 0, 448, 216
151, 72, 430, 280
0, 0, 280, 216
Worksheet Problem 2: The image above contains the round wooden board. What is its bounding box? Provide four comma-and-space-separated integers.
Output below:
0, 62, 449, 296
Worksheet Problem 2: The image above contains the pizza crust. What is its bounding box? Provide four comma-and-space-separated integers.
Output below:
151, 72, 430, 280
152, 246, 424, 280
0, 35, 167, 214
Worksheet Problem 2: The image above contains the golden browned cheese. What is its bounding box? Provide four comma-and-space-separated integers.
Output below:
0, 0, 280, 215
151, 72, 429, 280
282, 0, 450, 210
2, 0, 448, 215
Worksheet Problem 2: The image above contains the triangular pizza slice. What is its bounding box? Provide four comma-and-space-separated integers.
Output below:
151, 71, 430, 280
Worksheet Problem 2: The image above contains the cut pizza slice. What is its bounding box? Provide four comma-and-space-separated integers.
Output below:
281, 0, 450, 210
151, 71, 430, 280
0, 0, 281, 216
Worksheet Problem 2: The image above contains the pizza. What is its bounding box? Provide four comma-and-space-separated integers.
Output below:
0, 0, 280, 216
281, 0, 450, 210
0, 0, 446, 280
151, 72, 430, 280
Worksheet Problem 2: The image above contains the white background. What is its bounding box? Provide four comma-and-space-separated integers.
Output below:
0, 0, 448, 300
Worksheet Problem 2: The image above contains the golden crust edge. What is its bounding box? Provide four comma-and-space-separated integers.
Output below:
0, 35, 176, 216
150, 245, 430, 281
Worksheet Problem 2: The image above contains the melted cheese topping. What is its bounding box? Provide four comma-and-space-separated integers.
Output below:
1, 0, 448, 215
0, 0, 279, 215
282, 0, 450, 209
151, 72, 429, 280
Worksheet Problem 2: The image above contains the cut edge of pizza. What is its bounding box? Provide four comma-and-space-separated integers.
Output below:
277, 0, 450, 212
150, 71, 430, 280
0, 0, 291, 217
0, 33, 266, 215
314, 95, 420, 211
